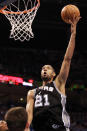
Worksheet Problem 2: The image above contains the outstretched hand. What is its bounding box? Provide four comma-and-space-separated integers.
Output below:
0, 120, 8, 131
69, 15, 81, 34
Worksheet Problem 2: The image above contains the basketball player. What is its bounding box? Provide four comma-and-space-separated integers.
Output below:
26, 16, 81, 131
0, 107, 30, 131
5, 107, 29, 131
0, 120, 8, 131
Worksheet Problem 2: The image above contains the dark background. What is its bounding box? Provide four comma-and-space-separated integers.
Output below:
0, 1, 87, 90
0, 0, 87, 84
0, 1, 87, 129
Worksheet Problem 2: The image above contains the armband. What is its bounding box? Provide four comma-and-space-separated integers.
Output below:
26, 122, 30, 128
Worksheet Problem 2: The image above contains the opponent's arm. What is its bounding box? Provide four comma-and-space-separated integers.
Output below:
25, 90, 34, 130
55, 16, 81, 94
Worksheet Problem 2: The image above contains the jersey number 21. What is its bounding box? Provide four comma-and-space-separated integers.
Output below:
35, 94, 50, 107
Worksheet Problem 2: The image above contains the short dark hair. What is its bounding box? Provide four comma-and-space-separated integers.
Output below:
42, 65, 55, 73
4, 107, 28, 131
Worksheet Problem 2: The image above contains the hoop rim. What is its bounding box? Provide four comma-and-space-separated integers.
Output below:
0, 6, 7, 13
0, 0, 40, 14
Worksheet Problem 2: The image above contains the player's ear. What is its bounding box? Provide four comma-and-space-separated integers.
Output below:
53, 72, 56, 77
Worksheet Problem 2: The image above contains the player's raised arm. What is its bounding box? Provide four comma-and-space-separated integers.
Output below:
55, 16, 81, 94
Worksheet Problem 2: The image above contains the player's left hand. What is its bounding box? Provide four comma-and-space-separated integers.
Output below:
69, 15, 81, 34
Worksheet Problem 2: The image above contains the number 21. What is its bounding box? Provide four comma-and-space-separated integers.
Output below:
35, 94, 50, 107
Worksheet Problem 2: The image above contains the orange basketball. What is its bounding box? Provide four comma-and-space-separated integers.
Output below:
61, 4, 80, 24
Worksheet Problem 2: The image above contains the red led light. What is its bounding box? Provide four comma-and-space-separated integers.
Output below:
28, 79, 34, 83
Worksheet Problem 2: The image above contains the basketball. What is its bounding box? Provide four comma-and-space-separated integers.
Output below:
61, 4, 80, 24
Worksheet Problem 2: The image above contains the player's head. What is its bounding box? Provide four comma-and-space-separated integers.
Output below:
4, 107, 28, 131
41, 65, 56, 81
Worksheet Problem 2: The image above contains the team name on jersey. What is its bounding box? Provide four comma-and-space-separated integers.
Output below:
39, 86, 54, 92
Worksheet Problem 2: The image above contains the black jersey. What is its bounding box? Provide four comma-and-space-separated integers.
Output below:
32, 81, 70, 131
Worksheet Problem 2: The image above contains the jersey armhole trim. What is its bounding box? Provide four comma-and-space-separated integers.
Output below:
33, 88, 36, 99
53, 81, 66, 98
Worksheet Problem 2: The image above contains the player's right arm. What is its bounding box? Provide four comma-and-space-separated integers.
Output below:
26, 90, 35, 129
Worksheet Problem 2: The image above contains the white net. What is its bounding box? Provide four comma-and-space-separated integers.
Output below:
1, 0, 40, 41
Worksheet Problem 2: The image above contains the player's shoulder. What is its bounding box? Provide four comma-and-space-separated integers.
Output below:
27, 89, 36, 98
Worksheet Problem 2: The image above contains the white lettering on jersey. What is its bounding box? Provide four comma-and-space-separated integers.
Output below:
44, 94, 50, 106
39, 86, 54, 92
49, 87, 54, 92
35, 95, 43, 107
44, 86, 48, 91
35, 94, 50, 107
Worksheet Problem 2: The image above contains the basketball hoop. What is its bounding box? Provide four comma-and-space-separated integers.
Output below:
0, 0, 40, 41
